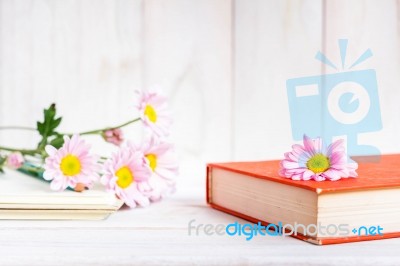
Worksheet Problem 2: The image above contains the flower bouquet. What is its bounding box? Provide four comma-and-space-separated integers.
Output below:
0, 90, 178, 208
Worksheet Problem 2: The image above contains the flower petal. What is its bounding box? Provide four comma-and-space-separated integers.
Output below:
327, 139, 345, 155
281, 160, 300, 169
303, 135, 317, 155
323, 169, 342, 181
302, 170, 314, 180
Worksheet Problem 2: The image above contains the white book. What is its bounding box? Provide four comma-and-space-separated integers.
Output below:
0, 169, 123, 220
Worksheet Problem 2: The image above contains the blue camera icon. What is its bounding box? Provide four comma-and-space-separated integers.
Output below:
286, 69, 382, 157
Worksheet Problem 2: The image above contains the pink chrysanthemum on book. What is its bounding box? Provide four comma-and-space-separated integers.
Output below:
101, 146, 152, 208
133, 136, 178, 201
43, 135, 99, 191
279, 135, 358, 181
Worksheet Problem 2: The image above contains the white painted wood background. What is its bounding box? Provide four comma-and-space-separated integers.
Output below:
1, 1, 400, 265
1, 0, 399, 185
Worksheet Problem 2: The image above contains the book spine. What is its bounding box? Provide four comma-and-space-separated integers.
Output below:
206, 165, 211, 204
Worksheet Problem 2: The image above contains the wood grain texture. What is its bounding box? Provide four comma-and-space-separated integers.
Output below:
324, 0, 400, 155
0, 188, 399, 265
233, 0, 323, 161
0, 0, 144, 155
141, 0, 232, 188
1, 0, 400, 179
0, 0, 232, 187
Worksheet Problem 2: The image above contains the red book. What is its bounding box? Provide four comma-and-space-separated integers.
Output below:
206, 154, 400, 245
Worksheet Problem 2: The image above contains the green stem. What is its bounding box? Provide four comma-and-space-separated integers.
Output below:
0, 146, 39, 156
0, 117, 141, 155
0, 126, 44, 155
78, 117, 141, 136
0, 126, 36, 131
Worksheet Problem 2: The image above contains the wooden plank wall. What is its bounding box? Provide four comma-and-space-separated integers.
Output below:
0, 0, 398, 185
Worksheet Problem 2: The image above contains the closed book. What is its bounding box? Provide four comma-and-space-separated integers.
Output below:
0, 169, 123, 220
207, 154, 400, 245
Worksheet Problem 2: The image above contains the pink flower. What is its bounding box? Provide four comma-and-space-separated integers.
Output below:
6, 152, 24, 169
102, 128, 124, 146
43, 135, 99, 191
101, 145, 152, 208
132, 136, 179, 201
136, 90, 172, 137
279, 135, 358, 181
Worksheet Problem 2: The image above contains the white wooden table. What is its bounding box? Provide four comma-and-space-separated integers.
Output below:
0, 187, 399, 266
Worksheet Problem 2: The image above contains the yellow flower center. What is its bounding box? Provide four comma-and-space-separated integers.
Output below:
144, 104, 157, 123
60, 155, 82, 176
306, 154, 330, 173
146, 154, 157, 172
115, 166, 134, 189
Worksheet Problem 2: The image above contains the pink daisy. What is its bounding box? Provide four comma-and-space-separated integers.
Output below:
132, 136, 179, 201
136, 90, 172, 137
43, 135, 99, 191
101, 145, 152, 208
279, 135, 358, 181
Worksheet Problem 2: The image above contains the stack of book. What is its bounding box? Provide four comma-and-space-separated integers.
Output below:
0, 169, 123, 220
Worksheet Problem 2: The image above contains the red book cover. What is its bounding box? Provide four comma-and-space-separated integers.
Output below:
206, 154, 400, 245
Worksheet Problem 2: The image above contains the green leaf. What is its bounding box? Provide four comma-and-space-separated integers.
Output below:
49, 134, 65, 149
37, 104, 63, 150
